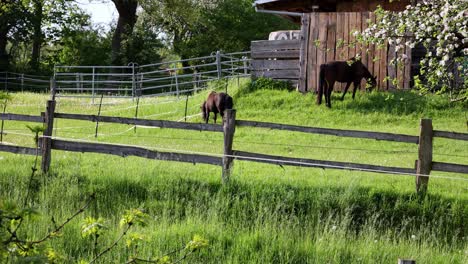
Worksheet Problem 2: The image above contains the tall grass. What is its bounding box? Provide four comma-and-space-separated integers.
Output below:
0, 79, 467, 263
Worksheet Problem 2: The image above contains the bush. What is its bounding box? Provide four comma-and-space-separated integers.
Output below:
247, 77, 293, 93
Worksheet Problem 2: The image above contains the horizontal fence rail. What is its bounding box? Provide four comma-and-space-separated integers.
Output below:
0, 144, 39, 155
433, 130, 468, 141
1, 72, 51, 92
0, 113, 44, 123
236, 120, 419, 144
432, 162, 468, 174
54, 113, 223, 132
233, 150, 416, 175
51, 139, 222, 166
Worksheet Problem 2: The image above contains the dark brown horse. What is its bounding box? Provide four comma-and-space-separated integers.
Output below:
317, 58, 377, 108
201, 91, 234, 124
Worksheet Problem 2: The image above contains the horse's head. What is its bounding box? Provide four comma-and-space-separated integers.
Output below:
367, 75, 377, 91
200, 101, 207, 122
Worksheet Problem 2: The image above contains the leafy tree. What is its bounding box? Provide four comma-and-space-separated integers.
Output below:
123, 12, 164, 65
141, 0, 296, 64
359, 0, 467, 101
140, 0, 210, 65
2, 0, 99, 73
29, 0, 80, 72
0, 0, 30, 71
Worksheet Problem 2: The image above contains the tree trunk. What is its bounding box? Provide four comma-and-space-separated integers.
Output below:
173, 31, 190, 73
30, 0, 43, 72
0, 23, 10, 71
111, 0, 138, 66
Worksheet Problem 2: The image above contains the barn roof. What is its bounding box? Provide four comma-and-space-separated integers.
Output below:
254, 0, 336, 13
254, 0, 411, 23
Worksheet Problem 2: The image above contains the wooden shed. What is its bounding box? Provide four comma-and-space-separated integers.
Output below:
251, 0, 416, 92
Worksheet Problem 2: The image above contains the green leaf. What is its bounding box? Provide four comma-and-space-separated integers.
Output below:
120, 209, 149, 228
185, 234, 209, 252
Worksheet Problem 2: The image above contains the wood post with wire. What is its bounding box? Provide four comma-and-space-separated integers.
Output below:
398, 259, 416, 264
222, 109, 236, 184
416, 119, 433, 193
41, 99, 56, 173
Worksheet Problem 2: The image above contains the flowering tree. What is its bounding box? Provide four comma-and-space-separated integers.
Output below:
359, 0, 467, 101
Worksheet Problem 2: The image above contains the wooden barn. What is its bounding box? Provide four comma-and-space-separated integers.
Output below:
251, 0, 417, 93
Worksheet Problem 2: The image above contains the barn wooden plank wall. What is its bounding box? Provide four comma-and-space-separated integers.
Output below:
304, 12, 412, 92
250, 39, 301, 85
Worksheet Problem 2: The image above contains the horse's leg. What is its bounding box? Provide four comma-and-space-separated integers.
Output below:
326, 81, 334, 108
205, 111, 210, 124
214, 112, 217, 124
323, 80, 329, 107
352, 81, 360, 100
341, 82, 352, 101
219, 109, 225, 124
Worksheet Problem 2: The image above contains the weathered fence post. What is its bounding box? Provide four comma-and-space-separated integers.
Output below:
91, 67, 95, 104
94, 94, 104, 138
173, 64, 179, 98
76, 73, 80, 92
416, 119, 433, 193
1, 97, 7, 142
41, 99, 56, 173
298, 13, 310, 92
398, 259, 416, 264
50, 77, 57, 100
4, 72, 8, 92
222, 109, 236, 184
21, 74, 24, 92
243, 56, 248, 75
216, 51, 222, 80
131, 63, 136, 99
134, 94, 140, 133
184, 94, 189, 122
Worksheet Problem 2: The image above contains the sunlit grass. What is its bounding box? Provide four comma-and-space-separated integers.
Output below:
1, 79, 467, 263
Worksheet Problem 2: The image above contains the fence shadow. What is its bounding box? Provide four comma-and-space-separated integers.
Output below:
63, 174, 465, 245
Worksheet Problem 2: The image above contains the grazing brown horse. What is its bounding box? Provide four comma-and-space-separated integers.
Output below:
317, 58, 377, 108
201, 91, 234, 124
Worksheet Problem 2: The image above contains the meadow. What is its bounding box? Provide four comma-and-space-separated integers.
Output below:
1, 79, 467, 263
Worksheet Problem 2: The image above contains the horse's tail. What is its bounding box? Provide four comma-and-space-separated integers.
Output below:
225, 95, 233, 110
317, 65, 326, 105
201, 101, 207, 122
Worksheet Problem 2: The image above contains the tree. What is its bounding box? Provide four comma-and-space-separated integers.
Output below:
110, 0, 138, 66
141, 0, 296, 64
0, 0, 30, 71
359, 0, 467, 101
141, 0, 211, 66
29, 0, 43, 71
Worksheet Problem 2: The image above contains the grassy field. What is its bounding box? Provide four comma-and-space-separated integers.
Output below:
1, 79, 467, 263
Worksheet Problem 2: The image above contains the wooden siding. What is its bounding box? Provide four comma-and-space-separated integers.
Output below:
250, 39, 301, 82
304, 12, 412, 92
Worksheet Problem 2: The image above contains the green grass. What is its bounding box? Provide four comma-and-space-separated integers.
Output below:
1, 79, 467, 263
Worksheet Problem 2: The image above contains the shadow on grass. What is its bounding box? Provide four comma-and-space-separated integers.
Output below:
75, 175, 466, 246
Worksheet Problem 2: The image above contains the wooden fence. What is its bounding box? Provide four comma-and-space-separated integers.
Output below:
250, 39, 301, 87
1, 103, 467, 193
251, 12, 415, 93
301, 12, 413, 93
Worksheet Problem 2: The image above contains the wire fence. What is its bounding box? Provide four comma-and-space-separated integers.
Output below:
0, 51, 251, 99
3, 130, 468, 183
53, 51, 251, 101
0, 72, 51, 93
